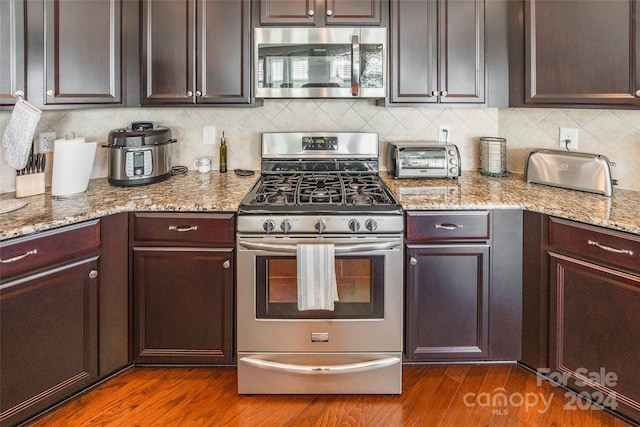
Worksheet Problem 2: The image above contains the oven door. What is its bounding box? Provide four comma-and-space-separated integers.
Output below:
254, 27, 386, 98
236, 234, 403, 353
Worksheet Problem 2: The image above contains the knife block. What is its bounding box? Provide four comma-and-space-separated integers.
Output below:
16, 173, 45, 198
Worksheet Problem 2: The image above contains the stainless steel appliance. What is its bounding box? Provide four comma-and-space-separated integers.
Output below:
524, 149, 617, 196
236, 132, 403, 394
386, 142, 461, 179
254, 27, 386, 98
104, 122, 176, 187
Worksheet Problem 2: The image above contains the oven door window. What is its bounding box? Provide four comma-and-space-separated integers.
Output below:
256, 255, 384, 319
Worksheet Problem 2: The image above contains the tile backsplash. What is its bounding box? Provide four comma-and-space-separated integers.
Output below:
1, 100, 639, 193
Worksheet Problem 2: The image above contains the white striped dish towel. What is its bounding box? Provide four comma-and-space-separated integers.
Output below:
297, 243, 339, 311
2, 99, 42, 170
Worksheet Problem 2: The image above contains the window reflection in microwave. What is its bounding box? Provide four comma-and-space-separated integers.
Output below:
267, 258, 373, 304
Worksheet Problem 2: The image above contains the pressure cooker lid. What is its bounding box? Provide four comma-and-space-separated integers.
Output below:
107, 122, 174, 147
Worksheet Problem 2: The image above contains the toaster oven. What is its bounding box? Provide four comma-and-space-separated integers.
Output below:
386, 143, 460, 179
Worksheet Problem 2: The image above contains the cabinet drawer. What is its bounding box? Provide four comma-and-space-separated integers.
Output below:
132, 213, 235, 245
549, 217, 640, 273
0, 220, 100, 281
406, 211, 490, 242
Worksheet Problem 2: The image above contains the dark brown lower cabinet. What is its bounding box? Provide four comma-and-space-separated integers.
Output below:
406, 244, 490, 360
133, 247, 233, 364
550, 253, 640, 423
0, 257, 99, 427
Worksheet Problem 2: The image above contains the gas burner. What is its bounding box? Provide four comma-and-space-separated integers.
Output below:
352, 192, 374, 205
347, 178, 366, 190
267, 191, 288, 205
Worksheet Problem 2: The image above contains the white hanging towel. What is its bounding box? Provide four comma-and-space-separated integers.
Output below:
297, 243, 339, 311
2, 99, 42, 170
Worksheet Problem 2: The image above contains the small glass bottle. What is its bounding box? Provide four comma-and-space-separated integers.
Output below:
219, 131, 227, 173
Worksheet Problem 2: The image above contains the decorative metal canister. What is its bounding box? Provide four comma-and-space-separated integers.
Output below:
479, 137, 509, 177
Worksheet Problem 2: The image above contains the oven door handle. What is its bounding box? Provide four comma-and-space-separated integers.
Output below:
239, 356, 400, 375
238, 240, 401, 254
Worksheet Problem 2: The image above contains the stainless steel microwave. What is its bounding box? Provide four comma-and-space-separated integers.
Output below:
254, 27, 387, 99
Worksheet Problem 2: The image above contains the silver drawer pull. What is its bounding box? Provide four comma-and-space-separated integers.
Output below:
0, 249, 38, 264
168, 225, 199, 232
587, 240, 634, 256
434, 223, 463, 231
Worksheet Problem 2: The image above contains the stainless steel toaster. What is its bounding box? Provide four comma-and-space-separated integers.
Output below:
524, 149, 616, 196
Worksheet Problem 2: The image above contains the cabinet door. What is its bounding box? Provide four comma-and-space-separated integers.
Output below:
259, 0, 316, 25
325, 0, 382, 25
522, 0, 640, 106
438, 0, 485, 103
197, 0, 251, 104
133, 248, 233, 364
390, 0, 485, 104
0, 258, 99, 426
406, 244, 490, 360
390, 0, 438, 103
141, 0, 195, 105
0, 0, 25, 106
550, 253, 640, 422
43, 0, 122, 105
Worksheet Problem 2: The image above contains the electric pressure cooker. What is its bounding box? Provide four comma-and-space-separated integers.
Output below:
104, 122, 176, 186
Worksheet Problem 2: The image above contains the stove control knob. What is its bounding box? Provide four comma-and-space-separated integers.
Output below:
280, 219, 292, 233
263, 219, 275, 233
314, 218, 326, 233
365, 219, 378, 232
348, 219, 361, 232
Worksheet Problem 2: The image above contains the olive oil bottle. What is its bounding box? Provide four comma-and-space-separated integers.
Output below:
219, 131, 227, 173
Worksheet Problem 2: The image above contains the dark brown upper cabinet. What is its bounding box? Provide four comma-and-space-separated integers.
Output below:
386, 0, 489, 105
141, 0, 252, 105
258, 0, 384, 26
510, 0, 640, 107
43, 0, 122, 106
0, 0, 25, 107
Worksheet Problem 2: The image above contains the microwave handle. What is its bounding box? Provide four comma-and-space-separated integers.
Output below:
351, 34, 359, 96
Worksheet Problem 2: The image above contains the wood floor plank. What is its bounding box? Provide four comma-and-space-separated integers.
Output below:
25, 365, 633, 427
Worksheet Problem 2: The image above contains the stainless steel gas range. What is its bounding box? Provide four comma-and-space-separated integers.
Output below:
236, 132, 404, 395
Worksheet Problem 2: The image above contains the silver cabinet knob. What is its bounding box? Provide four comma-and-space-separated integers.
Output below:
410, 257, 417, 266
46, 90, 55, 96
186, 91, 193, 97
15, 90, 25, 98
195, 90, 202, 97
431, 90, 439, 96
636, 90, 640, 97
441, 91, 448, 97
326, 9, 333, 16
308, 9, 315, 16
223, 260, 230, 269
89, 270, 99, 279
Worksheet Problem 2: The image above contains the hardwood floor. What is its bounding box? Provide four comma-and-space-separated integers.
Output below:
27, 364, 633, 426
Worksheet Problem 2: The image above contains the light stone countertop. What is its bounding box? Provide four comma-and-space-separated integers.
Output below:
0, 171, 259, 241
381, 171, 640, 236
1, 170, 639, 242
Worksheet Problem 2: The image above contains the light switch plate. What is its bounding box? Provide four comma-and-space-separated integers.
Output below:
203, 126, 216, 145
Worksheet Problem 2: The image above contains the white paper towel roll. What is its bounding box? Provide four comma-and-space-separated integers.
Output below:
51, 137, 97, 197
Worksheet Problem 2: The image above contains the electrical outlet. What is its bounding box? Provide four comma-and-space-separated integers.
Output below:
438, 125, 451, 144
38, 132, 56, 153
203, 126, 216, 145
559, 127, 579, 150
